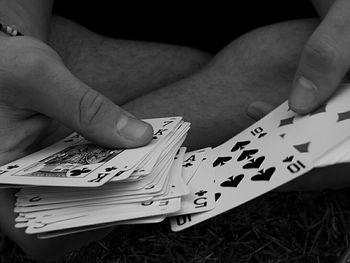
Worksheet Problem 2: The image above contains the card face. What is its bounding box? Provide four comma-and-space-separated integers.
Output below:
182, 148, 210, 184
15, 140, 183, 208
0, 117, 182, 187
0, 135, 124, 187
171, 132, 312, 232
171, 149, 215, 217
131, 122, 190, 177
257, 85, 350, 167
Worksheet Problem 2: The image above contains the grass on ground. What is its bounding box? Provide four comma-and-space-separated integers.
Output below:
2, 189, 350, 263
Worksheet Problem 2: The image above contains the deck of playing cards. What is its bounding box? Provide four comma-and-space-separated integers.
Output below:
3, 84, 350, 238
1, 117, 204, 238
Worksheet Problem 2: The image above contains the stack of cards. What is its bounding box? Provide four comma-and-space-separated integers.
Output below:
0, 117, 201, 238
3, 84, 350, 238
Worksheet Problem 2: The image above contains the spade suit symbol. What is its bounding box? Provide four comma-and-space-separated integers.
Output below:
213, 156, 232, 167
220, 174, 244, 188
283, 156, 294, 163
231, 141, 250, 152
242, 156, 265, 169
237, 149, 258, 161
251, 167, 276, 181
258, 132, 267, 138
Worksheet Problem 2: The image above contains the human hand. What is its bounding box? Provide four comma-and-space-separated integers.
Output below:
0, 35, 153, 165
288, 0, 350, 114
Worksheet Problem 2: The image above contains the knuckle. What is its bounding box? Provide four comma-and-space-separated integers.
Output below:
78, 90, 106, 128
303, 36, 344, 69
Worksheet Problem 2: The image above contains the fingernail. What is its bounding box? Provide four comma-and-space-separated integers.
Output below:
116, 116, 150, 141
290, 76, 318, 111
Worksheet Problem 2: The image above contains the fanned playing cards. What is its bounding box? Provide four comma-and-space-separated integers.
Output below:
4, 84, 350, 238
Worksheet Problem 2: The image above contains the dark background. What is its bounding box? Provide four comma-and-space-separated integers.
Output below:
53, 1, 317, 53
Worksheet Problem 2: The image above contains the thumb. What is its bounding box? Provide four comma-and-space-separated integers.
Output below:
25, 63, 153, 148
289, 0, 350, 114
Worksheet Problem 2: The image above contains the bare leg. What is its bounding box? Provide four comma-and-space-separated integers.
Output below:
122, 19, 350, 191
50, 17, 343, 191
0, 16, 212, 262
123, 20, 317, 149
2, 18, 334, 262
49, 16, 212, 105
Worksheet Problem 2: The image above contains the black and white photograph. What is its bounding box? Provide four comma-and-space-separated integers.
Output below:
1, 0, 350, 262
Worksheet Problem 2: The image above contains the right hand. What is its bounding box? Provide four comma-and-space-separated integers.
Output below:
0, 35, 153, 165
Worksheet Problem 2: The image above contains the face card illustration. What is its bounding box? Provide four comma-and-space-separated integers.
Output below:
15, 143, 122, 178
0, 117, 183, 187
0, 135, 123, 187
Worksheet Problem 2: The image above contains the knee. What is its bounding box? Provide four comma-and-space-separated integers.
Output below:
202, 19, 320, 102
212, 19, 319, 74
176, 46, 212, 69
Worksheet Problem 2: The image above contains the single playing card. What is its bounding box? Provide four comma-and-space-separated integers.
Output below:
171, 149, 215, 217
171, 132, 312, 232
265, 84, 350, 167
182, 148, 210, 184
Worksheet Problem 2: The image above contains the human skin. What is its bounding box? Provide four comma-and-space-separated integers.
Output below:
289, 0, 350, 116
2, 1, 350, 261
0, 15, 212, 262
5, 18, 331, 261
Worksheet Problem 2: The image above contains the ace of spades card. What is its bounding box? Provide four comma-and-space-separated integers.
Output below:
171, 148, 215, 217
